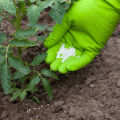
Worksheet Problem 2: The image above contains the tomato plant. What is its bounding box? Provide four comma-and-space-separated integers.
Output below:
0, 0, 74, 102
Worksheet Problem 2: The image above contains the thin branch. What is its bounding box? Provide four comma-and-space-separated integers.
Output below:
0, 12, 15, 26
5, 38, 10, 42
20, 12, 27, 19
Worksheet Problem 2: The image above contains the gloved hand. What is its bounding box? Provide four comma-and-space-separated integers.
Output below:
44, 0, 120, 73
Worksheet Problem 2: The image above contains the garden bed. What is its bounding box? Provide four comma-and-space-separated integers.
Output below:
0, 8, 120, 120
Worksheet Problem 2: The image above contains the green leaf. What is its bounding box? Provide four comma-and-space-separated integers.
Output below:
8, 53, 13, 58
13, 66, 31, 79
1, 63, 11, 94
0, 52, 5, 65
17, 0, 26, 7
27, 5, 40, 28
25, 61, 29, 66
7, 88, 14, 94
32, 96, 39, 104
31, 87, 38, 93
10, 88, 21, 101
0, 0, 16, 15
26, 84, 29, 91
37, 0, 46, 12
44, 0, 54, 8
27, 1, 33, 6
0, 48, 6, 53
47, 25, 55, 31
49, 1, 65, 24
10, 38, 39, 47
15, 28, 38, 40
27, 23, 47, 31
8, 57, 27, 74
30, 52, 47, 66
17, 1, 26, 13
0, 8, 3, 12
17, 0, 25, 1
36, 35, 46, 42
29, 74, 40, 90
19, 89, 27, 101
13, 82, 16, 88
19, 76, 26, 83
0, 33, 6, 43
26, 84, 38, 93
61, 2, 69, 7
0, 48, 12, 54
34, 23, 47, 31
30, 0, 36, 3
41, 69, 59, 80
66, 0, 72, 4
5, 13, 15, 15
42, 78, 52, 100
58, 0, 66, 3
8, 49, 13, 53
0, 15, 2, 22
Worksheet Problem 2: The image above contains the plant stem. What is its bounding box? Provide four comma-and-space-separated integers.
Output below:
21, 83, 26, 90
18, 47, 22, 60
13, 0, 26, 91
5, 45, 9, 60
0, 12, 15, 27
13, 0, 22, 61
20, 12, 27, 19
13, 0, 21, 30
43, 30, 47, 37
5, 38, 9, 43
22, 47, 29, 52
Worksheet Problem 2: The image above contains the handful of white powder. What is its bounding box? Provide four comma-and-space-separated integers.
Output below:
56, 44, 80, 63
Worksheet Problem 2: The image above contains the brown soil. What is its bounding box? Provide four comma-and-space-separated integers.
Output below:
1, 9, 120, 120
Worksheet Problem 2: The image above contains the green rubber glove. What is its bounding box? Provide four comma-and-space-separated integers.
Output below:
44, 0, 120, 73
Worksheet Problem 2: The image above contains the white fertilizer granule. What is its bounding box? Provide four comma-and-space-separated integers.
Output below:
56, 44, 80, 63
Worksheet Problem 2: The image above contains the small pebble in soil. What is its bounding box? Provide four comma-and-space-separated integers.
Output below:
43, 101, 44, 102
89, 84, 95, 88
30, 118, 32, 119
34, 108, 36, 109
27, 111, 29, 113
76, 85, 78, 86
61, 118, 63, 120
47, 104, 49, 105
51, 105, 62, 113
36, 115, 38, 117
41, 105, 43, 107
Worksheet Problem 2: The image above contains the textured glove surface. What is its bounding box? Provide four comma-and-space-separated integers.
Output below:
44, 0, 120, 73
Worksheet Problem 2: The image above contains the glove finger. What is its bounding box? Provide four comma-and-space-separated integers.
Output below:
44, 34, 58, 48
67, 53, 92, 71
58, 49, 83, 73
50, 58, 62, 71
58, 56, 76, 73
45, 42, 62, 64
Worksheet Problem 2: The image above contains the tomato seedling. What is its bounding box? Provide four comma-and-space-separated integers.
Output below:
0, 0, 75, 102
